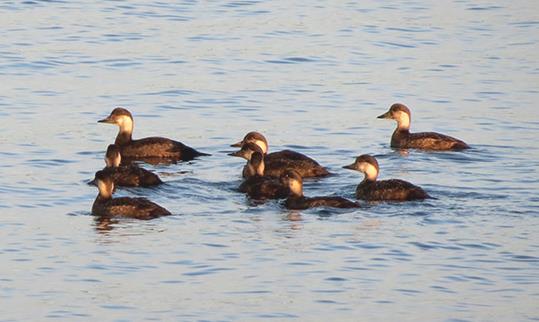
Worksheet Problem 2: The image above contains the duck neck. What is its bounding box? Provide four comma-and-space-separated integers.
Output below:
254, 139, 268, 154
289, 179, 304, 197
362, 164, 378, 182
255, 160, 265, 176
115, 118, 133, 146
105, 155, 121, 168
97, 180, 113, 200
245, 159, 265, 178
395, 112, 410, 132
244, 162, 257, 177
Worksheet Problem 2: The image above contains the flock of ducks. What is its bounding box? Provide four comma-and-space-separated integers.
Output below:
92, 104, 469, 219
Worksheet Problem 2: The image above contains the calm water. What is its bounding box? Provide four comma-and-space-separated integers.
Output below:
1, 1, 539, 321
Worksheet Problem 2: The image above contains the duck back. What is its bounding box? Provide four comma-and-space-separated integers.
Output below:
239, 176, 289, 200
356, 179, 429, 201
119, 137, 209, 161
101, 165, 162, 187
92, 196, 171, 219
392, 130, 469, 150
264, 150, 329, 177
285, 196, 359, 210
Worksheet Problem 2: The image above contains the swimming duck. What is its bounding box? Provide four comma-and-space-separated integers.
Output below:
238, 151, 289, 200
228, 142, 266, 178
377, 103, 469, 150
343, 154, 430, 201
230, 131, 329, 177
98, 144, 162, 187
92, 170, 171, 219
281, 170, 359, 210
98, 107, 210, 161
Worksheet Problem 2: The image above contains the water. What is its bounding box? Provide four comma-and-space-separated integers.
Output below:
1, 1, 538, 321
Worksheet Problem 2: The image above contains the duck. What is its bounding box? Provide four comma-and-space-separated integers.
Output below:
230, 131, 329, 177
377, 103, 469, 150
238, 151, 289, 200
98, 107, 210, 162
343, 154, 430, 201
228, 142, 266, 178
98, 144, 162, 187
281, 170, 359, 210
92, 170, 171, 219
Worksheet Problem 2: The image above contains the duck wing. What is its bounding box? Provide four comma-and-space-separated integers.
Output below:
306, 196, 360, 208
241, 176, 289, 199
406, 132, 469, 150
121, 137, 209, 160
265, 152, 330, 177
103, 197, 171, 219
366, 179, 429, 201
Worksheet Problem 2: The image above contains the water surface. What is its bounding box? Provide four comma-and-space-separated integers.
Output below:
1, 1, 538, 321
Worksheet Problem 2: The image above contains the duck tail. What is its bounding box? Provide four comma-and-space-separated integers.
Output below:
195, 150, 211, 157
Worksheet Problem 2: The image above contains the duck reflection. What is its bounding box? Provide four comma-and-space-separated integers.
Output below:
93, 216, 119, 232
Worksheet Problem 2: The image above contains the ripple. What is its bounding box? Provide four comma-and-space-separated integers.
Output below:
142, 89, 195, 96
467, 5, 503, 11
100, 304, 135, 310
374, 41, 416, 48
506, 255, 539, 263
0, 1, 538, 321
326, 276, 347, 282
265, 56, 320, 64
182, 267, 234, 276
257, 313, 299, 319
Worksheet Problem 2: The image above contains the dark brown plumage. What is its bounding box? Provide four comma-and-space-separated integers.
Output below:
229, 132, 330, 178
343, 154, 430, 201
378, 103, 469, 150
390, 130, 469, 150
101, 166, 162, 187
98, 144, 162, 187
264, 155, 329, 177
92, 196, 171, 219
98, 107, 210, 161
284, 195, 360, 210
240, 177, 289, 200
354, 179, 429, 201
281, 170, 359, 210
237, 151, 289, 199
92, 170, 171, 220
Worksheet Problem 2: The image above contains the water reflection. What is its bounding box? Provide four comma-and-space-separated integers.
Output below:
94, 216, 118, 233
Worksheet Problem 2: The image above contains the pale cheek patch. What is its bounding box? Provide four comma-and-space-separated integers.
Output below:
290, 180, 303, 196
106, 154, 121, 167
359, 162, 378, 180
244, 150, 254, 160
357, 162, 367, 173
255, 140, 268, 154
97, 180, 109, 196
112, 155, 121, 167
117, 115, 133, 132
256, 162, 265, 176
97, 179, 114, 197
395, 111, 410, 129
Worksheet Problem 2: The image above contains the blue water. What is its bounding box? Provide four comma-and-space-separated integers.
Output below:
1, 1, 538, 321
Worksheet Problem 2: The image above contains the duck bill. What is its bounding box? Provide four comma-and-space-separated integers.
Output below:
98, 116, 115, 124
377, 111, 392, 119
342, 164, 355, 170
230, 141, 243, 148
227, 150, 243, 157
